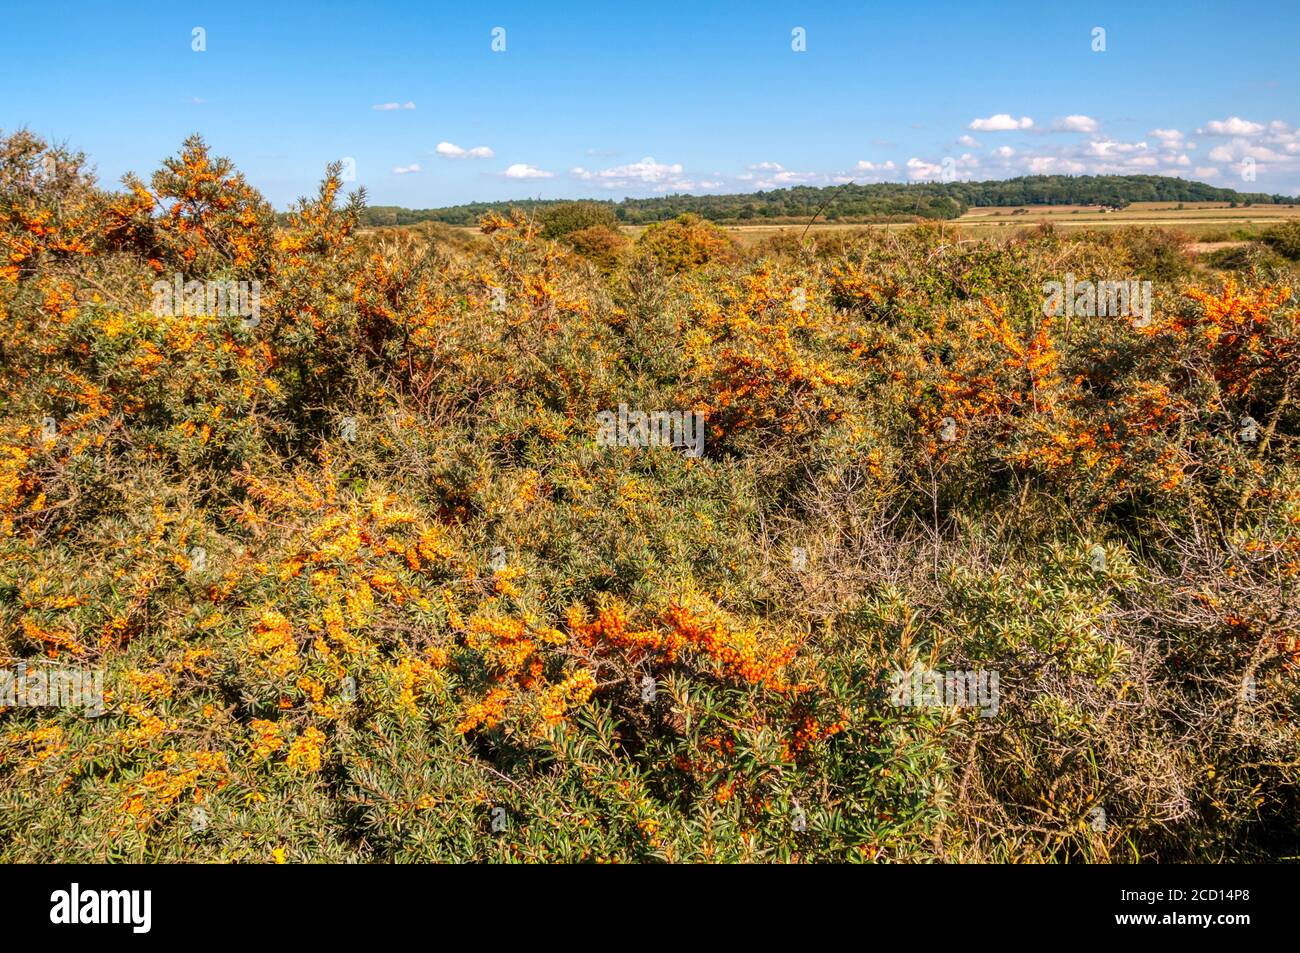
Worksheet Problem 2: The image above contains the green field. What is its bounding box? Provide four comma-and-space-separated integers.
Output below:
407, 203, 1300, 249
656, 202, 1300, 246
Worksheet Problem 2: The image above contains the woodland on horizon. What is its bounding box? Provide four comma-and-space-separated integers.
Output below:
358, 173, 1300, 227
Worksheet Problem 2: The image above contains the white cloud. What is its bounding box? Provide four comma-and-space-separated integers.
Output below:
979, 117, 1277, 180
436, 141, 495, 159
570, 156, 691, 190
1086, 138, 1150, 157
392, 164, 421, 175
765, 170, 821, 185
1053, 115, 1099, 133
1149, 128, 1185, 148
1264, 122, 1299, 149
475, 114, 1300, 198
1024, 156, 1087, 174
906, 157, 944, 180
844, 160, 898, 184
969, 114, 1034, 131
1202, 117, 1265, 136
736, 162, 827, 187
373, 101, 416, 111
903, 154, 979, 182
999, 122, 1296, 180
1209, 139, 1289, 164
503, 163, 554, 179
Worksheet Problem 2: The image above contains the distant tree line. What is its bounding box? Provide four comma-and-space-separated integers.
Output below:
358, 175, 1298, 227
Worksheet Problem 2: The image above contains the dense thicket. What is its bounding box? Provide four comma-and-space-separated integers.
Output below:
3, 133, 1298, 862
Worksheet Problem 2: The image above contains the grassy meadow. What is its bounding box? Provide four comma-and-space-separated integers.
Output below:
428, 203, 1300, 251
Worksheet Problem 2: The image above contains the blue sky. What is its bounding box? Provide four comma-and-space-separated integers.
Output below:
2, 1, 1297, 208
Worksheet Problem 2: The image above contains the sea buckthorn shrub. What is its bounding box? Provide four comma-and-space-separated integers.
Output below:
563, 224, 631, 274
1, 132, 1297, 862
1261, 220, 1300, 261
635, 213, 740, 275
